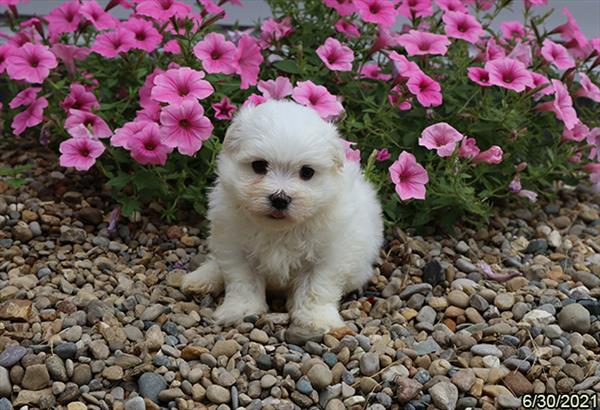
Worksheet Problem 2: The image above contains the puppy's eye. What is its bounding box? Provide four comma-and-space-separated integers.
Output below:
300, 166, 315, 180
251, 160, 268, 174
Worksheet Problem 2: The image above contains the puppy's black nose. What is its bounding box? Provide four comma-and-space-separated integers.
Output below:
269, 192, 291, 210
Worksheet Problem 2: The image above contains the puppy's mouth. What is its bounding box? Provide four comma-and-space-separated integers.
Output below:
268, 210, 287, 219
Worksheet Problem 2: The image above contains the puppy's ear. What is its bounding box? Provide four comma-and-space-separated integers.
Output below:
222, 120, 241, 155
330, 138, 345, 171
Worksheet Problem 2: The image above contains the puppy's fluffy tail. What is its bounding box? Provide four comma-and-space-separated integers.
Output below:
181, 258, 224, 296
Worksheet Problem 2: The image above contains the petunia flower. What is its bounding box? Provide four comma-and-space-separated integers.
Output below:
467, 67, 492, 87
369, 27, 400, 54
536, 79, 579, 130
316, 37, 355, 72
561, 122, 589, 142
193, 32, 237, 75
0, 44, 15, 74
198, 0, 224, 15
397, 30, 450, 56
136, 0, 191, 21
80, 0, 118, 30
443, 11, 482, 44
92, 29, 136, 58
407, 71, 443, 107
524, 0, 547, 6
359, 63, 392, 81
507, 42, 532, 67
59, 133, 105, 171
65, 109, 112, 138
45, 1, 81, 36
212, 96, 237, 120
419, 122, 464, 157
139, 67, 164, 109
233, 35, 264, 89
257, 76, 293, 100
334, 19, 361, 38
375, 148, 391, 161
388, 85, 413, 111
260, 17, 293, 45
128, 122, 173, 166
61, 83, 100, 112
6, 43, 57, 84
541, 39, 575, 70
435, 0, 467, 13
340, 139, 361, 162
160, 100, 213, 156
389, 51, 422, 79
575, 73, 600, 102
500, 21, 526, 40
9, 87, 40, 109
587, 127, 600, 162
111, 120, 152, 148
324, 0, 356, 16
389, 151, 429, 200
51, 44, 90, 74
11, 97, 47, 136
554, 7, 588, 50
243, 93, 268, 108
485, 58, 533, 92
484, 37, 506, 61
292, 80, 344, 119
151, 67, 214, 105
529, 71, 552, 98
458, 137, 480, 159
472, 146, 503, 164
397, 0, 433, 20
354, 0, 398, 27
121, 17, 163, 53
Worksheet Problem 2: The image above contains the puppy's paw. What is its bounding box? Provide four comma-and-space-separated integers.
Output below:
213, 299, 268, 326
290, 304, 345, 334
180, 260, 223, 295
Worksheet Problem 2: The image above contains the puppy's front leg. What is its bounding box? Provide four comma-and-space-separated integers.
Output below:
213, 255, 268, 326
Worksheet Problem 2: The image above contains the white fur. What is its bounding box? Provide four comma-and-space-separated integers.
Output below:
181, 100, 384, 332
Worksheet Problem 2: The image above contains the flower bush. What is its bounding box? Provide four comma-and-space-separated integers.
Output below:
0, 0, 599, 230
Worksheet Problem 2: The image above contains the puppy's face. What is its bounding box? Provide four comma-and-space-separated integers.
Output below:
218, 101, 345, 228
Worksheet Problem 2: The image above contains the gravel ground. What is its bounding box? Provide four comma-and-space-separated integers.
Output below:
1, 142, 600, 410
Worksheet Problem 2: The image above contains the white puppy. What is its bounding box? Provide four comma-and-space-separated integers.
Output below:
181, 100, 383, 333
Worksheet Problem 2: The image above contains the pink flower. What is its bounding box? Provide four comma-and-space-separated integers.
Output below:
334, 19, 361, 39
160, 101, 213, 156
359, 63, 392, 80
233, 35, 264, 89
341, 140, 361, 162
529, 71, 552, 97
575, 73, 600, 103
587, 127, 600, 162
389, 51, 422, 79
316, 37, 354, 72
435, 0, 467, 13
9, 87, 40, 109
562, 122, 589, 142
541, 39, 575, 70
484, 37, 506, 61
164, 39, 181, 54
354, 0, 398, 27
136, 105, 161, 122
92, 29, 136, 58
198, 0, 224, 15
61, 83, 100, 112
45, 1, 81, 36
458, 137, 480, 159
375, 148, 391, 161
111, 120, 152, 148
5, 43, 57, 84
467, 67, 492, 87
136, 0, 191, 21
292, 80, 344, 119
507, 42, 532, 67
59, 135, 105, 171
398, 0, 433, 20
212, 96, 237, 120
0, 44, 15, 74
419, 122, 463, 157
193, 32, 237, 75
524, 0, 547, 6
128, 123, 172, 165
0, 0, 30, 5
555, 7, 588, 50
65, 109, 112, 138
324, 0, 356, 16
80, 1, 118, 30
472, 145, 503, 164
407, 72, 443, 107
260, 17, 293, 45
243, 93, 268, 108
397, 30, 450, 56
11, 97, 47, 136
257, 76, 293, 100
51, 44, 90, 74
151, 67, 213, 105
485, 58, 533, 92
500, 21, 526, 40
537, 79, 579, 130
443, 11, 482, 44
139, 67, 163, 109
121, 17, 163, 52
389, 151, 429, 200
370, 28, 400, 54
388, 85, 413, 111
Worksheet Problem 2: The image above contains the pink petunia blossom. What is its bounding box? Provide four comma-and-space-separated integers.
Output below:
541, 39, 575, 70
555, 7, 588, 50
292, 80, 344, 119
51, 44, 90, 74
198, 0, 224, 15
136, 105, 161, 122
0, 0, 30, 5
59, 134, 105, 171
163, 39, 181, 54
139, 67, 163, 109
160, 100, 213, 156
500, 21, 526, 40
11, 97, 47, 136
407, 71, 443, 107
334, 19, 361, 39
388, 85, 413, 111
369, 28, 400, 54
151, 67, 214, 105
537, 79, 579, 130
193, 32, 237, 75
508, 176, 537, 202
45, 1, 81, 36
121, 17, 163, 52
443, 11, 482, 44
507, 42, 532, 67
341, 139, 361, 162
419, 122, 464, 157
397, 30, 450, 56
458, 137, 480, 159
257, 76, 293, 100
484, 37, 506, 61
0, 44, 15, 74
562, 122, 589, 142
316, 37, 355, 72
524, 0, 547, 6
587, 127, 600, 162
80, 1, 118, 30
359, 63, 392, 80
136, 0, 191, 21
260, 17, 293, 45
6, 43, 57, 84
243, 93, 268, 108
585, 163, 600, 192
111, 120, 153, 148
65, 109, 112, 138
354, 0, 398, 27
9, 87, 40, 109
324, 0, 356, 16
92, 29, 136, 58
397, 0, 433, 20
128, 123, 173, 165
467, 67, 492, 87
233, 35, 264, 89
389, 51, 422, 79
435, 0, 467, 13
60, 84, 100, 112
375, 148, 391, 161
529, 71, 552, 97
389, 151, 429, 200
575, 73, 600, 103
485, 58, 533, 92
212, 96, 237, 120
472, 145, 503, 164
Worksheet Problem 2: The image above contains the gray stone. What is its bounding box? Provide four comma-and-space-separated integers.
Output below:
124, 396, 145, 410
414, 338, 441, 355
206, 385, 230, 404
455, 259, 478, 273
471, 344, 503, 358
416, 306, 436, 324
22, 364, 51, 390
296, 376, 313, 394
558, 303, 591, 333
0, 367, 10, 398
45, 355, 68, 382
0, 346, 26, 368
572, 271, 600, 288
307, 364, 332, 390
399, 283, 432, 299
0, 397, 12, 410
138, 372, 167, 403
429, 381, 458, 410
55, 342, 77, 359
359, 353, 379, 377
526, 239, 548, 254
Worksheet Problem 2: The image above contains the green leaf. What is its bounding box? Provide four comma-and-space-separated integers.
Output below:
120, 197, 139, 217
106, 174, 131, 190
273, 60, 301, 74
